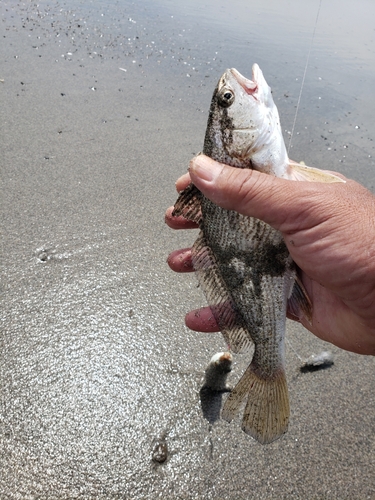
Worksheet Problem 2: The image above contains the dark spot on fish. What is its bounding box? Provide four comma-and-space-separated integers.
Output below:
259, 241, 289, 276
220, 107, 234, 146
203, 89, 235, 157
203, 89, 218, 156
209, 240, 289, 284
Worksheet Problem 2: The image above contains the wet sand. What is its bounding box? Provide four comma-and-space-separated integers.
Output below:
1, 0, 375, 498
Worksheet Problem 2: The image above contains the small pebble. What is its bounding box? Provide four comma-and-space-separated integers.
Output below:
301, 351, 334, 372
152, 437, 168, 463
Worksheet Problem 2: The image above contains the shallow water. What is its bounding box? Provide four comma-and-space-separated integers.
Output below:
38, 0, 374, 183
1, 0, 375, 498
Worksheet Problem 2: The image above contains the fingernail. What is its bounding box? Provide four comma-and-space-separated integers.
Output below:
189, 155, 221, 183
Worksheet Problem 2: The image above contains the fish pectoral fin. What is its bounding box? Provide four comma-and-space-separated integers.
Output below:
286, 160, 346, 183
172, 182, 202, 224
192, 233, 253, 353
222, 363, 289, 445
288, 274, 313, 324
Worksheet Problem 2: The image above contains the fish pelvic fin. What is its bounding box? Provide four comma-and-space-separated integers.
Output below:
286, 160, 346, 183
222, 363, 289, 445
288, 273, 313, 324
172, 183, 202, 224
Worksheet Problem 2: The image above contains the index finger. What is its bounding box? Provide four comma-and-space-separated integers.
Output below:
165, 206, 199, 229
176, 172, 191, 192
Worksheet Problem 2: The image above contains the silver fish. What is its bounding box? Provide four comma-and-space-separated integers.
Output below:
173, 64, 343, 444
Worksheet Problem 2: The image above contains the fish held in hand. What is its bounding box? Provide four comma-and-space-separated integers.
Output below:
172, 64, 343, 444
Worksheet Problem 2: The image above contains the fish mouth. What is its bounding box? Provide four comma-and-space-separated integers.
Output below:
230, 66, 258, 96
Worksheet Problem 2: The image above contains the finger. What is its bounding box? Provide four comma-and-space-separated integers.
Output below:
187, 304, 297, 333
165, 206, 199, 230
188, 154, 347, 233
175, 172, 192, 192
167, 248, 194, 273
185, 307, 220, 332
187, 305, 301, 332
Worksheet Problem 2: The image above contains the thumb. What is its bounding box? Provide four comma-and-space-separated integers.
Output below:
189, 154, 334, 233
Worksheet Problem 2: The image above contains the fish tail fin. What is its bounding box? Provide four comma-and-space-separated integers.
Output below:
222, 363, 289, 444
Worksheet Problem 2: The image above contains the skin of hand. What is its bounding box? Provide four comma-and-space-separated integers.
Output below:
165, 154, 375, 355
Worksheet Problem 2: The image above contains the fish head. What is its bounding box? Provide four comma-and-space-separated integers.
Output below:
227, 64, 274, 119
204, 64, 287, 173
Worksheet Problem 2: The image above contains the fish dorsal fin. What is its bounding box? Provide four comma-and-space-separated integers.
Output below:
172, 182, 202, 224
285, 160, 346, 183
287, 274, 313, 324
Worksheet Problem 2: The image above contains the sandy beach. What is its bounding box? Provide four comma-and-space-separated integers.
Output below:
1, 0, 374, 498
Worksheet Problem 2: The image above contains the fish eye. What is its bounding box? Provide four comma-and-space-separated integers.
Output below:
218, 89, 234, 107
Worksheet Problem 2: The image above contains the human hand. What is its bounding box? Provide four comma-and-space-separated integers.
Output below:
166, 155, 375, 355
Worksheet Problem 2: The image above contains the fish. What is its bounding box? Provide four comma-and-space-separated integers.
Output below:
172, 64, 344, 444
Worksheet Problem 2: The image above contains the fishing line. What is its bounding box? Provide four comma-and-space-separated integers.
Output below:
286, 338, 304, 362
288, 0, 323, 154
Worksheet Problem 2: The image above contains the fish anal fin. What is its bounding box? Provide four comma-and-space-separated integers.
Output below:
172, 183, 202, 224
192, 233, 253, 353
288, 274, 313, 324
286, 160, 346, 183
223, 363, 290, 445
221, 364, 254, 423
